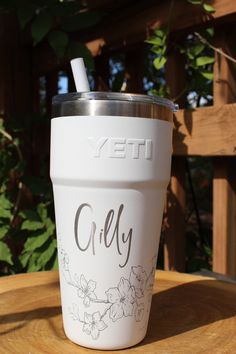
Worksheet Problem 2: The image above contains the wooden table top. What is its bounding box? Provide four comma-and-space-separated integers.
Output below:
1, 270, 236, 354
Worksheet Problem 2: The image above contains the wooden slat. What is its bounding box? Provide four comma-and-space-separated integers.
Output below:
94, 54, 110, 91
164, 50, 186, 272
33, 1, 236, 76
46, 71, 58, 116
164, 157, 186, 271
84, 0, 236, 53
213, 30, 236, 277
173, 104, 236, 156
213, 157, 236, 275
125, 45, 144, 93
0, 14, 33, 120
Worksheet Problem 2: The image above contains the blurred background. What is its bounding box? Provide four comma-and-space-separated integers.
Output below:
0, 0, 235, 277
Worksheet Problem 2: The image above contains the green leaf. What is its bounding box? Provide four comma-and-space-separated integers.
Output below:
0, 241, 13, 265
19, 251, 31, 268
0, 194, 12, 209
44, 217, 55, 236
153, 56, 167, 70
17, 3, 36, 29
145, 37, 163, 46
62, 11, 101, 32
66, 41, 94, 70
196, 56, 214, 66
37, 203, 47, 221
203, 3, 215, 13
192, 44, 205, 57
0, 207, 11, 219
205, 27, 214, 37
27, 252, 42, 272
52, 253, 58, 270
154, 29, 167, 39
203, 244, 212, 257
200, 71, 214, 80
31, 11, 53, 45
187, 51, 195, 60
20, 209, 41, 221
0, 225, 9, 239
48, 30, 69, 58
151, 46, 164, 55
23, 230, 51, 252
21, 220, 44, 231
37, 241, 56, 268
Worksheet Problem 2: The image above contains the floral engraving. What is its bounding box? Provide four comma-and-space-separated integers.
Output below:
61, 249, 156, 340
129, 266, 147, 298
83, 312, 107, 340
76, 275, 97, 307
106, 277, 136, 322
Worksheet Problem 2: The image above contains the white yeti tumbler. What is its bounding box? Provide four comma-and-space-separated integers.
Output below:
50, 91, 176, 350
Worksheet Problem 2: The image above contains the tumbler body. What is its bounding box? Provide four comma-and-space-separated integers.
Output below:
50, 92, 175, 349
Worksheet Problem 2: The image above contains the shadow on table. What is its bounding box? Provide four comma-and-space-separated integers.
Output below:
0, 280, 61, 336
1, 278, 236, 345
143, 279, 236, 345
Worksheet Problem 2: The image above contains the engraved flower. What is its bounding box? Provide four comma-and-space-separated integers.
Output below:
60, 249, 69, 271
77, 274, 97, 307
129, 266, 147, 298
135, 303, 145, 322
106, 277, 136, 322
69, 303, 81, 321
83, 312, 107, 340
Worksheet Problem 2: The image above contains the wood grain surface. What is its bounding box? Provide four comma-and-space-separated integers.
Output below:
1, 271, 236, 354
173, 103, 236, 156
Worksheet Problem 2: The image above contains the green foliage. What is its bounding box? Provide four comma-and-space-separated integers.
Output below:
145, 28, 167, 71
17, 2, 36, 29
203, 3, 215, 13
31, 11, 53, 45
145, 28, 169, 97
0, 0, 216, 276
0, 120, 57, 275
48, 30, 69, 58
153, 56, 167, 70
187, 0, 215, 14
0, 0, 101, 64
0, 241, 13, 265
146, 0, 215, 272
196, 56, 214, 66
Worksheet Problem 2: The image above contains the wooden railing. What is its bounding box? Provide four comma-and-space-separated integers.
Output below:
27, 1, 236, 277
1, 0, 236, 276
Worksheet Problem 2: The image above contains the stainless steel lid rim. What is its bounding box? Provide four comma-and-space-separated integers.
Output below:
52, 91, 178, 112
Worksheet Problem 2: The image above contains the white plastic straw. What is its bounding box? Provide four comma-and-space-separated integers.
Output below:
70, 58, 90, 92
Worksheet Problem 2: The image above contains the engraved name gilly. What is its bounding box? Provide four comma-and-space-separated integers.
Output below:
74, 203, 132, 268
88, 137, 153, 159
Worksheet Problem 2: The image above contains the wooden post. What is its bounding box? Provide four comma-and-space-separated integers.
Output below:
46, 71, 58, 116
95, 54, 110, 91
0, 14, 33, 121
213, 28, 236, 276
125, 44, 144, 93
164, 50, 187, 272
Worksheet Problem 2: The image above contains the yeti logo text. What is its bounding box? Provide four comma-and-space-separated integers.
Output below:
88, 137, 153, 159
